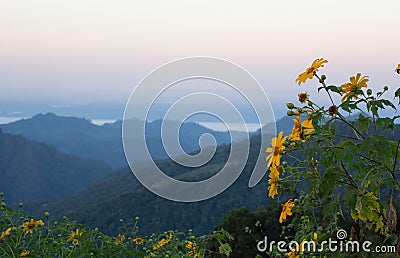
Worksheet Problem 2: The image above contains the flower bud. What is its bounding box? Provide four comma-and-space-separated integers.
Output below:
45, 212, 50, 217
298, 92, 309, 104
286, 102, 295, 109
328, 105, 338, 115
287, 110, 295, 116
19, 202, 23, 208
383, 86, 388, 91
367, 89, 372, 95
282, 161, 288, 166
321, 75, 326, 80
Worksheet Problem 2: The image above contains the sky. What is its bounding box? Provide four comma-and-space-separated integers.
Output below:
0, 0, 399, 122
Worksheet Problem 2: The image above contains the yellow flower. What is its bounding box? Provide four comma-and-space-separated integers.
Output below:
289, 117, 314, 142
266, 131, 287, 167
268, 165, 280, 199
132, 237, 144, 245
0, 228, 11, 242
287, 251, 300, 258
20, 251, 30, 257
67, 228, 83, 245
153, 232, 173, 250
22, 219, 44, 234
341, 73, 368, 102
289, 116, 301, 141
279, 199, 295, 223
115, 234, 125, 246
301, 118, 314, 138
186, 241, 201, 257
396, 64, 400, 74
296, 58, 328, 85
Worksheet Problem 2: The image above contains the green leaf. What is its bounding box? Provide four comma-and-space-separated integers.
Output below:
357, 114, 371, 133
394, 88, 400, 104
219, 243, 232, 256
376, 117, 394, 130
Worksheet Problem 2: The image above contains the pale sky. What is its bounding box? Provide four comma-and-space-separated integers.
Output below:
0, 0, 399, 120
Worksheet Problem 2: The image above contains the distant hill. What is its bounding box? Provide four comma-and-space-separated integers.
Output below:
0, 113, 248, 168
0, 130, 112, 205
28, 133, 272, 236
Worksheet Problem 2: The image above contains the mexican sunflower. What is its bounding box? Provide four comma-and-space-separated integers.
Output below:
0, 228, 11, 242
296, 58, 328, 85
268, 165, 280, 198
341, 73, 368, 102
67, 228, 83, 245
153, 232, 173, 250
288, 116, 301, 141
279, 199, 295, 223
266, 131, 287, 167
22, 219, 44, 234
132, 237, 144, 245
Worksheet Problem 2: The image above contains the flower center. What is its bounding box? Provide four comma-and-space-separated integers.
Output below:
274, 146, 280, 156
306, 67, 315, 74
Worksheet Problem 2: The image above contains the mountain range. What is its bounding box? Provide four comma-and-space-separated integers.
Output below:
0, 113, 250, 169
0, 113, 295, 235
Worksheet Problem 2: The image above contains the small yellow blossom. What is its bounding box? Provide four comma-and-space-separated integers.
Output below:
287, 250, 300, 258
341, 73, 368, 102
115, 234, 125, 246
0, 227, 11, 242
289, 116, 301, 141
186, 241, 201, 257
22, 219, 44, 234
301, 118, 314, 138
266, 131, 287, 167
67, 228, 83, 245
289, 117, 314, 142
396, 64, 400, 74
279, 199, 295, 223
153, 232, 173, 250
296, 58, 328, 85
132, 237, 144, 245
20, 251, 30, 257
268, 165, 280, 199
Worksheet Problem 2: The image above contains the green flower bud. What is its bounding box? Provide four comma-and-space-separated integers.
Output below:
19, 202, 23, 208
384, 86, 388, 91
367, 89, 372, 95
1, 202, 6, 208
287, 110, 295, 116
45, 212, 50, 217
286, 102, 295, 109
282, 161, 288, 166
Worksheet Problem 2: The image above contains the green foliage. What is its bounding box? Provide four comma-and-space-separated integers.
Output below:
212, 204, 282, 258
0, 194, 233, 257
268, 60, 400, 256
